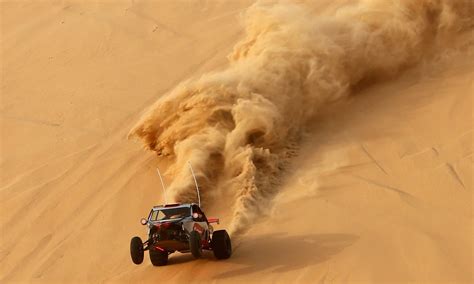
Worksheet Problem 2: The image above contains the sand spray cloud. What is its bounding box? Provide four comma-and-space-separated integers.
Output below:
129, 0, 473, 235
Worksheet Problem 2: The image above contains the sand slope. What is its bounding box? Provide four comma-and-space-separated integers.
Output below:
1, 0, 472, 283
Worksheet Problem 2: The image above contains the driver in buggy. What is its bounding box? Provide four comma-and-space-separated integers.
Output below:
160, 207, 191, 220
168, 213, 185, 219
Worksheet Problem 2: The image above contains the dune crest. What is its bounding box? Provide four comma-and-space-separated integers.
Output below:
128, 0, 473, 235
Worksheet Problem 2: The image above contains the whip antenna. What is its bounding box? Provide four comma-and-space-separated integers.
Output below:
187, 161, 201, 207
156, 168, 168, 204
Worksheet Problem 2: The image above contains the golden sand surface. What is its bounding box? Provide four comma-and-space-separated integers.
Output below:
1, 1, 472, 283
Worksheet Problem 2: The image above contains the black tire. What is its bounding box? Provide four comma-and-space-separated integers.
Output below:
130, 236, 144, 265
149, 249, 168, 266
211, 230, 232, 259
189, 230, 202, 259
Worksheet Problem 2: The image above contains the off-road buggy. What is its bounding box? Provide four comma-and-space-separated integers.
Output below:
130, 203, 232, 266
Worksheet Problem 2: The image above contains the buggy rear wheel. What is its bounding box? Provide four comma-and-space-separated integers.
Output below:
130, 236, 144, 264
149, 248, 168, 266
189, 230, 202, 259
211, 230, 232, 259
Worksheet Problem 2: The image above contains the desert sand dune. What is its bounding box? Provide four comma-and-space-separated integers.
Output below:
1, 0, 472, 283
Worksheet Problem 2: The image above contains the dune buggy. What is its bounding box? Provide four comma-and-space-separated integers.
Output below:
130, 203, 232, 266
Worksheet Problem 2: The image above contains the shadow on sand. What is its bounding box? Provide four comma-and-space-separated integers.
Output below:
215, 233, 358, 278
165, 232, 358, 278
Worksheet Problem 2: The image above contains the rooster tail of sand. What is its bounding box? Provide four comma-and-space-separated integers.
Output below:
128, 0, 473, 236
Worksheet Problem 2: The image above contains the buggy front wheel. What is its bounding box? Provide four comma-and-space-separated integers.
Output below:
189, 230, 203, 259
149, 248, 168, 266
130, 236, 144, 264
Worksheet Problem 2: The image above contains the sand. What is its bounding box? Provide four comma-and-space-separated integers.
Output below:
1, 0, 472, 283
